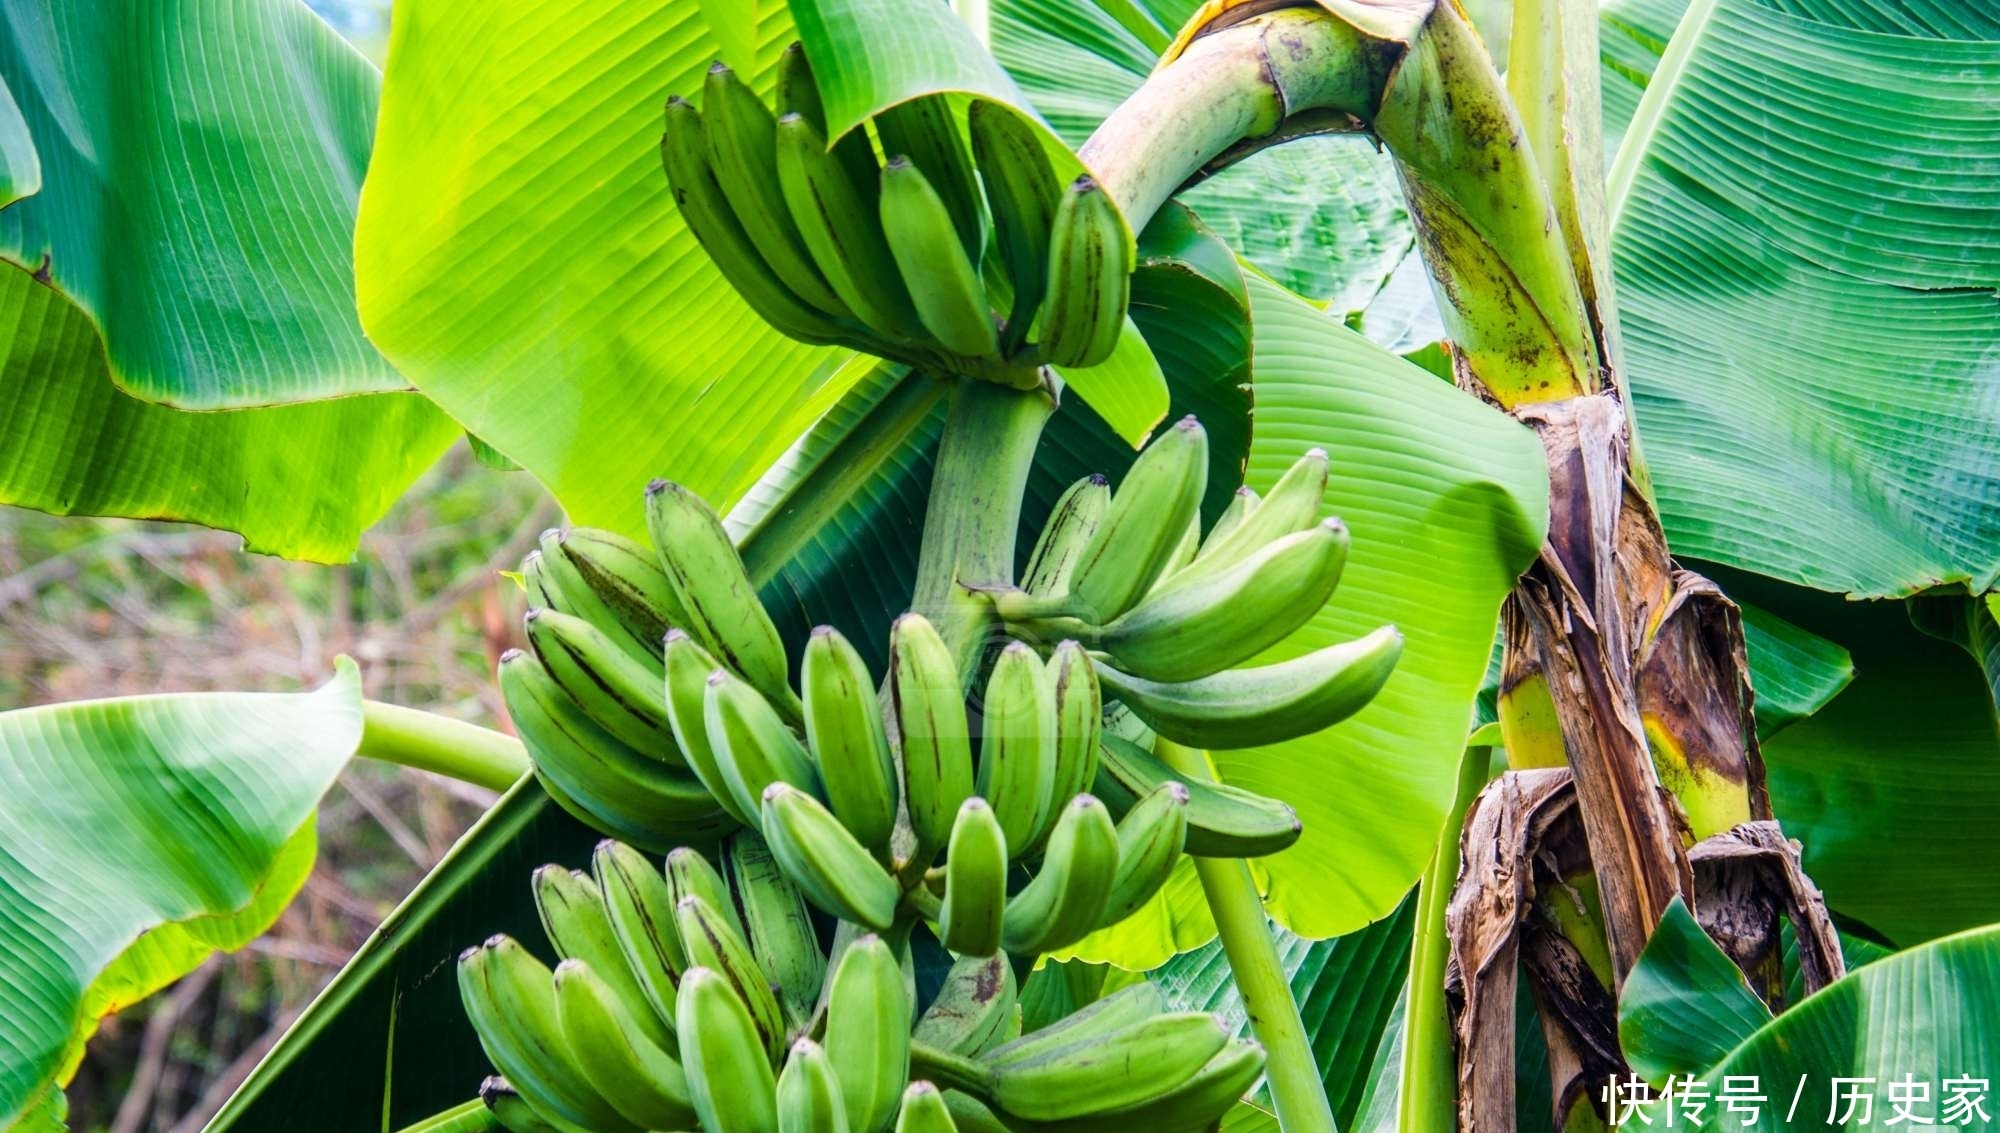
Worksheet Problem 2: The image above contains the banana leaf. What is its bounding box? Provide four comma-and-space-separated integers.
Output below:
0, 662, 365, 1129
1607, 0, 2000, 599
0, 0, 397, 407
0, 0, 460, 562
1638, 917, 2000, 1129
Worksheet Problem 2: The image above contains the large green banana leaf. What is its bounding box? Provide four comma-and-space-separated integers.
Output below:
1633, 917, 2000, 1129
1223, 275, 1545, 938
1607, 0, 2000, 599
0, 262, 457, 563
0, 0, 460, 562
0, 662, 365, 1130
0, 0, 398, 407
1718, 567, 2000, 946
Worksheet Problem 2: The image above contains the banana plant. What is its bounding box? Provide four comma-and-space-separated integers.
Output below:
1, 0, 1998, 1131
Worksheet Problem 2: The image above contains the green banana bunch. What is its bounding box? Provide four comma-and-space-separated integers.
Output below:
661, 49, 1135, 384
458, 936, 641, 1133
460, 837, 1270, 1133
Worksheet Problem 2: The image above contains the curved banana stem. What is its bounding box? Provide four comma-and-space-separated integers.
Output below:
1079, 8, 1378, 234
356, 700, 529, 792
1157, 739, 1335, 1133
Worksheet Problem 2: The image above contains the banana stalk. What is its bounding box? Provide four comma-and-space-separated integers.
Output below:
907, 379, 1053, 680
1154, 739, 1334, 1133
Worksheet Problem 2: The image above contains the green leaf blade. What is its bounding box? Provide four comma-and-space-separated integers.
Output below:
0, 0, 397, 408
1224, 275, 1548, 939
0, 661, 364, 1127
1618, 897, 1773, 1086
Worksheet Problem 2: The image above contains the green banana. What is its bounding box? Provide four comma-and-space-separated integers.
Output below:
674, 893, 789, 1063
777, 1038, 852, 1133
981, 982, 1165, 1069
778, 112, 920, 343
552, 959, 699, 1130
1200, 487, 1259, 554
662, 96, 851, 347
554, 526, 689, 654
1088, 518, 1350, 683
967, 100, 1060, 352
1099, 782, 1190, 927
532, 865, 677, 1051
666, 846, 748, 942
592, 839, 687, 1025
880, 157, 998, 359
760, 782, 902, 931
937, 798, 1008, 957
458, 937, 636, 1133
824, 935, 911, 1133
913, 952, 1017, 1056
481, 1077, 593, 1133
706, 666, 824, 821
1044, 641, 1102, 823
702, 63, 849, 317
534, 530, 661, 670
524, 607, 677, 762
893, 1082, 959, 1133
1095, 625, 1403, 749
874, 95, 983, 261
1020, 475, 1110, 598
1021, 1040, 1268, 1133
646, 478, 799, 716
1171, 448, 1328, 591
1095, 733, 1300, 857
1051, 417, 1208, 624
723, 832, 828, 1029
985, 1012, 1231, 1122
679, 966, 783, 1133
665, 628, 756, 827
1035, 175, 1131, 369
499, 650, 730, 850
889, 613, 975, 859
974, 641, 1058, 854
802, 625, 899, 862
775, 41, 879, 205
999, 796, 1118, 955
